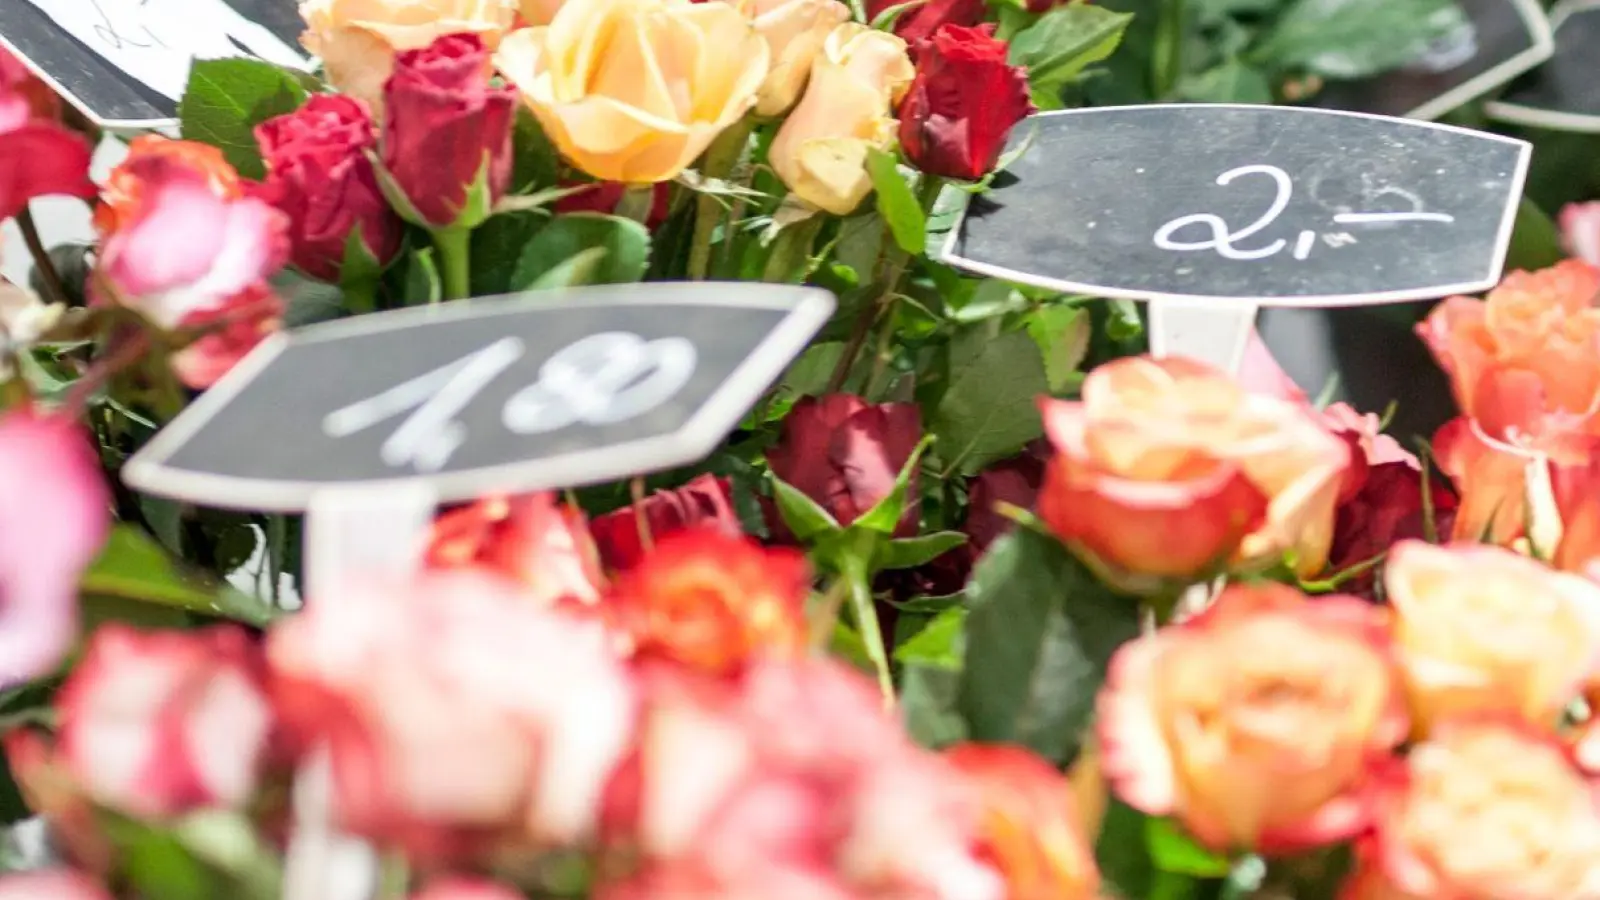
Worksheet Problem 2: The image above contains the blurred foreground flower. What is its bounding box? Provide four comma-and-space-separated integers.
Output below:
1561, 202, 1600, 267
589, 475, 742, 571
426, 493, 604, 607
1098, 584, 1406, 853
410, 877, 525, 900
95, 137, 242, 236
0, 870, 112, 900
898, 24, 1034, 182
0, 47, 96, 222
766, 393, 922, 537
0, 412, 109, 688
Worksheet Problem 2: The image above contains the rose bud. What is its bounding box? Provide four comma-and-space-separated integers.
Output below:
589, 475, 742, 572
766, 394, 923, 538
1366, 719, 1600, 899
50, 625, 273, 818
1384, 541, 1600, 737
865, 0, 985, 47
963, 449, 1046, 554
298, 0, 517, 113
255, 95, 402, 281
1098, 584, 1407, 854
1328, 462, 1457, 598
496, 0, 768, 184
425, 493, 605, 608
943, 743, 1100, 900
1037, 356, 1349, 590
382, 34, 516, 230
899, 24, 1035, 182
725, 0, 852, 116
603, 529, 810, 675
1561, 201, 1600, 267
0, 870, 112, 900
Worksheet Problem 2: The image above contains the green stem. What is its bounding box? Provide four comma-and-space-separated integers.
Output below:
761, 215, 824, 284
846, 563, 896, 710
688, 117, 756, 280
17, 206, 71, 308
1152, 0, 1188, 99
431, 227, 472, 302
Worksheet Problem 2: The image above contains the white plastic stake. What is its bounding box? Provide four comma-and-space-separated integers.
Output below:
1146, 297, 1260, 375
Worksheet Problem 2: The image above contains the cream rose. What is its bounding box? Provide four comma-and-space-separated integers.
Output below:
728, 0, 851, 116
298, 0, 518, 110
769, 22, 914, 215
494, 0, 770, 184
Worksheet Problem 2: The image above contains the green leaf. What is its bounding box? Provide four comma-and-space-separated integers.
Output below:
957, 527, 1140, 763
932, 328, 1050, 476
80, 526, 278, 627
178, 59, 308, 180
402, 247, 441, 306
527, 247, 612, 290
878, 531, 968, 571
471, 212, 546, 295
1025, 304, 1090, 393
1147, 817, 1233, 877
1505, 196, 1566, 272
510, 214, 650, 290
894, 605, 967, 669
1009, 5, 1135, 95
1253, 0, 1466, 80
1178, 59, 1274, 103
902, 664, 969, 748
269, 268, 344, 328
1098, 800, 1158, 900
771, 475, 842, 542
854, 435, 934, 535
867, 148, 927, 256
511, 106, 561, 193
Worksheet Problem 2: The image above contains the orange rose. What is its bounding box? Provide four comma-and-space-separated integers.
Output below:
603, 529, 811, 675
425, 493, 605, 608
1384, 540, 1600, 737
1418, 260, 1600, 443
1037, 356, 1349, 589
1097, 583, 1406, 854
94, 136, 242, 236
1367, 719, 1600, 900
943, 743, 1100, 900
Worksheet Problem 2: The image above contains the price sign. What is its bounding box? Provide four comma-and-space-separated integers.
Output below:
1310, 0, 1553, 120
0, 0, 308, 128
1486, 0, 1600, 133
941, 104, 1530, 307
122, 284, 835, 512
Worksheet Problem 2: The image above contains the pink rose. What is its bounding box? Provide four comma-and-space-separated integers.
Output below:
589, 475, 742, 572
169, 283, 283, 389
766, 394, 923, 538
0, 49, 95, 222
409, 878, 524, 900
0, 870, 112, 900
1561, 201, 1600, 268
424, 493, 605, 609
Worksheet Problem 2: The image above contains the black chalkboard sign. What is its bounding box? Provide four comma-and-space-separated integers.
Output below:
122, 285, 835, 512
0, 0, 307, 129
1310, 0, 1552, 120
1486, 0, 1600, 133
941, 105, 1530, 306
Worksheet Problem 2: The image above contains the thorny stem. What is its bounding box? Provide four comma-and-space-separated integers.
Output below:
17, 207, 71, 308
687, 117, 756, 280
432, 227, 472, 302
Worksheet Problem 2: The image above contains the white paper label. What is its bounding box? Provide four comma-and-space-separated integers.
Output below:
19, 0, 310, 102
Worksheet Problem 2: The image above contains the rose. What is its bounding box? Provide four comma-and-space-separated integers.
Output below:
268, 571, 637, 857
1550, 453, 1600, 578
168, 284, 285, 389
410, 879, 525, 900
769, 23, 915, 214
0, 412, 109, 689
50, 626, 273, 819
603, 530, 810, 674
725, 0, 852, 116
555, 181, 673, 229
425, 493, 605, 609
518, 0, 566, 24
1384, 540, 1600, 736
297, 0, 517, 111
95, 137, 242, 236
495, 0, 769, 184
898, 24, 1035, 182
1037, 356, 1350, 589
255, 95, 402, 281
1366, 719, 1600, 899
1417, 260, 1600, 444
1328, 462, 1457, 595
0, 871, 112, 900
964, 449, 1045, 554
943, 743, 1100, 900
588, 475, 742, 571
1561, 202, 1600, 267
864, 0, 984, 46
0, 47, 60, 122
1098, 584, 1407, 853
0, 51, 95, 223
765, 394, 923, 537
383, 34, 516, 230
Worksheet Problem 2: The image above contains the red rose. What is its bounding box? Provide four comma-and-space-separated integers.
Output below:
766, 394, 923, 538
589, 475, 741, 571
965, 448, 1045, 553
382, 34, 516, 229
1328, 463, 1457, 597
0, 50, 95, 222
866, 0, 985, 46
556, 180, 673, 229
899, 24, 1036, 182
255, 95, 402, 281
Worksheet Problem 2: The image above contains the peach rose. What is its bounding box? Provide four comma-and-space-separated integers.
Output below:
728, 0, 852, 116
298, 0, 518, 111
495, 0, 770, 184
1367, 719, 1600, 900
1037, 356, 1350, 589
1098, 584, 1406, 854
1384, 540, 1600, 737
769, 22, 914, 214
518, 0, 566, 24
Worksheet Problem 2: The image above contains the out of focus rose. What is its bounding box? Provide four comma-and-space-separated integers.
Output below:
944, 743, 1099, 900
864, 0, 985, 46
1561, 202, 1600, 268
1417, 260, 1600, 443
95, 137, 241, 236
1037, 356, 1349, 589
769, 23, 914, 214
425, 493, 605, 608
495, 0, 769, 184
0, 47, 61, 122
0, 870, 112, 900
898, 24, 1034, 182
589, 475, 742, 571
410, 878, 525, 900
50, 625, 272, 818
1098, 583, 1406, 853
297, 0, 517, 111
1384, 540, 1600, 736
766, 394, 923, 537
604, 530, 809, 675
1431, 416, 1536, 545
169, 283, 284, 389
725, 0, 851, 116
0, 412, 109, 688
1322, 402, 1414, 502
518, 0, 566, 24
268, 572, 637, 857
0, 50, 96, 223
1367, 719, 1600, 899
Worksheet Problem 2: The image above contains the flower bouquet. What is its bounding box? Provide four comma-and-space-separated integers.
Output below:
3, 0, 1600, 898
